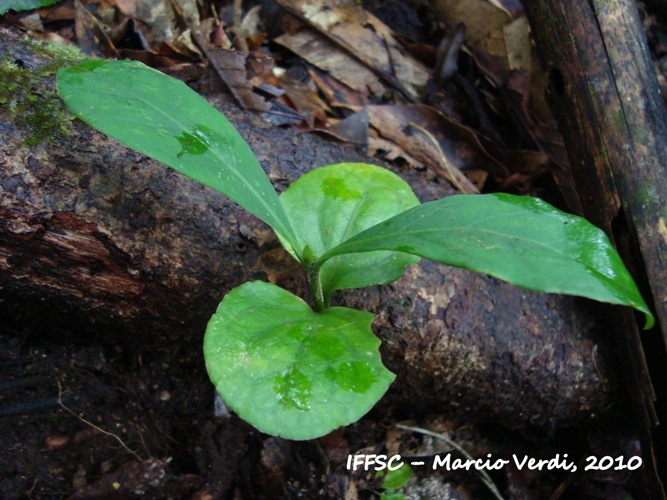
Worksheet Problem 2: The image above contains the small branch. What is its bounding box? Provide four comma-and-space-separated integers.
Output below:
56, 380, 145, 461
397, 424, 506, 500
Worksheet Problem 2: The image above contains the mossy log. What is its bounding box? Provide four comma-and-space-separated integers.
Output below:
1, 27, 619, 428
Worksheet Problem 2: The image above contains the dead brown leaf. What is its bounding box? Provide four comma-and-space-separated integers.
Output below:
134, 0, 177, 45
368, 104, 506, 193
318, 109, 369, 145
278, 75, 329, 128
115, 0, 137, 18
274, 0, 429, 101
503, 15, 531, 72
276, 26, 384, 97
487, 0, 525, 19
308, 67, 367, 111
369, 133, 425, 171
193, 32, 272, 112
37, 2, 75, 23
432, 0, 511, 59
74, 0, 118, 59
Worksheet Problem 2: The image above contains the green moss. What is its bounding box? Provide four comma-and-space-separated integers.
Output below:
0, 37, 87, 145
612, 108, 625, 129
532, 2, 558, 52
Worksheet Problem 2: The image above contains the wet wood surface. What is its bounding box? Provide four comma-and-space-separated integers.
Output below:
524, 1, 666, 495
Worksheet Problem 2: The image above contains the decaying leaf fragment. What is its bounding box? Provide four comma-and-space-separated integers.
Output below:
432, 0, 519, 67
368, 104, 506, 192
73, 0, 118, 59
193, 32, 273, 112
276, 27, 383, 97
308, 67, 367, 111
278, 75, 330, 128
274, 0, 429, 100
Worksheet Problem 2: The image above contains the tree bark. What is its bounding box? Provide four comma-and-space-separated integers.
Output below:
0, 27, 621, 428
524, 0, 667, 345
524, 1, 666, 495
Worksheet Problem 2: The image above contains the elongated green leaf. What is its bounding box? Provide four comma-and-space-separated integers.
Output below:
319, 193, 654, 329
203, 281, 395, 440
278, 163, 420, 304
56, 60, 297, 248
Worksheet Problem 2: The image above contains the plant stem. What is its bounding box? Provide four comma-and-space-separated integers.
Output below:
307, 268, 327, 311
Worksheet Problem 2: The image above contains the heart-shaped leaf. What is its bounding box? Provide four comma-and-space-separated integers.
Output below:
57, 60, 297, 249
203, 281, 395, 440
380, 463, 413, 489
319, 193, 654, 328
278, 163, 420, 304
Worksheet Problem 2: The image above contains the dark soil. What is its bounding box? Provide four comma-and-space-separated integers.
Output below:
0, 295, 655, 499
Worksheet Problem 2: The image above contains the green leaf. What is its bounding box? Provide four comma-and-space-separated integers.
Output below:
203, 281, 395, 440
0, 0, 61, 15
56, 60, 297, 249
278, 163, 420, 304
380, 492, 406, 500
320, 193, 654, 329
380, 463, 413, 489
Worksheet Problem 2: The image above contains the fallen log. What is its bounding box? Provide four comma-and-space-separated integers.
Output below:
0, 27, 617, 428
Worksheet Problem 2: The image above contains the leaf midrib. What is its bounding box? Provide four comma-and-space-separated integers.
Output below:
72, 70, 294, 242
325, 224, 636, 301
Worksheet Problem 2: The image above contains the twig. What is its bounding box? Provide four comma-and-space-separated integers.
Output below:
56, 380, 143, 461
135, 423, 154, 459
396, 424, 506, 500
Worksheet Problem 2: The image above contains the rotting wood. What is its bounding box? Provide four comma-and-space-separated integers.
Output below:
0, 27, 624, 428
524, 1, 667, 496
525, 0, 667, 345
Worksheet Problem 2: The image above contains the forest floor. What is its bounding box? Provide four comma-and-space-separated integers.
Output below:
2, 0, 667, 498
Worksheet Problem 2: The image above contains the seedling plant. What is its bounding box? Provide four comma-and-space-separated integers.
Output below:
57, 60, 653, 440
